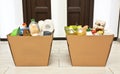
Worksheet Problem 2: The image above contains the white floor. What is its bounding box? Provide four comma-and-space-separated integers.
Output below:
0, 40, 120, 74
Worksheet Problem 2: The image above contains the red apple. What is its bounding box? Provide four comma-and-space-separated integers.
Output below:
91, 29, 96, 34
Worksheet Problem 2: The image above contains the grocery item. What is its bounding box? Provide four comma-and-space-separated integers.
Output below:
91, 29, 96, 34
96, 30, 104, 35
43, 19, 54, 32
65, 25, 88, 36
23, 28, 31, 36
38, 20, 44, 36
65, 24, 106, 36
94, 20, 106, 35
19, 23, 27, 36
68, 26, 76, 35
38, 19, 54, 35
65, 20, 106, 36
64, 26, 69, 34
29, 19, 40, 36
10, 28, 20, 36
82, 25, 88, 30
65, 25, 77, 35
86, 28, 93, 35
10, 19, 54, 36
77, 25, 83, 36
44, 31, 52, 36
82, 25, 88, 36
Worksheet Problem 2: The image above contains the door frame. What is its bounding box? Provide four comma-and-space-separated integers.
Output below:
22, 0, 27, 23
22, 0, 32, 24
117, 8, 120, 39
89, 0, 94, 27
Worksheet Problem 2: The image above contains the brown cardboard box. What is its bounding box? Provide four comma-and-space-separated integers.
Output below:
66, 34, 114, 66
7, 34, 53, 66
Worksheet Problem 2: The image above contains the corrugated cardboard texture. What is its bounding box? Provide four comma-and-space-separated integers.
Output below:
7, 34, 53, 66
67, 35, 114, 66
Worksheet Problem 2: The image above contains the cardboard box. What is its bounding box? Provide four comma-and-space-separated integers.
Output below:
66, 34, 114, 66
7, 34, 53, 66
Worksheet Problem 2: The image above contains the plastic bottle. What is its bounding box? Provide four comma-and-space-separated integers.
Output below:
19, 23, 27, 36
29, 19, 40, 36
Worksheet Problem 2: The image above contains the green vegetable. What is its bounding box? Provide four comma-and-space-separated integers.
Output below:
10, 28, 20, 36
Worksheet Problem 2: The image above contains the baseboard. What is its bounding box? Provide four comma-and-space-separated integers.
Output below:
113, 37, 118, 41
0, 38, 8, 41
0, 38, 66, 41
53, 37, 66, 40
0, 37, 118, 41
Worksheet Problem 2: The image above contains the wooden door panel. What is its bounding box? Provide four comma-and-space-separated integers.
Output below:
67, 0, 82, 26
23, 0, 94, 27
35, 12, 49, 20
84, 0, 90, 25
68, 12, 80, 25
23, 0, 51, 24
31, 0, 51, 22
35, 0, 48, 7
68, 0, 80, 7
67, 0, 94, 27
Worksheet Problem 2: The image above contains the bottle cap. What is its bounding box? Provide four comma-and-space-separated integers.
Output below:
87, 28, 91, 31
31, 19, 35, 22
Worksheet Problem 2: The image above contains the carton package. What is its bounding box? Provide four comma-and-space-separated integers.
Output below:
7, 34, 53, 66
66, 34, 114, 66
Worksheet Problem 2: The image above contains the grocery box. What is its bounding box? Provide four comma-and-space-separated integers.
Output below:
66, 34, 114, 66
7, 34, 53, 66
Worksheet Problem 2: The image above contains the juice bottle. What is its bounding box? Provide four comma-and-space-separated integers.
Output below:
29, 19, 40, 36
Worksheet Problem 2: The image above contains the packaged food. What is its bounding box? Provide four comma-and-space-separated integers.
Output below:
38, 19, 54, 35
19, 23, 27, 36
29, 19, 40, 36
86, 28, 93, 35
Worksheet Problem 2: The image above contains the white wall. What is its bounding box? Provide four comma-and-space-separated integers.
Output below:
118, 0, 120, 38
51, 0, 67, 37
109, 0, 120, 37
93, 0, 111, 30
0, 0, 119, 38
0, 0, 23, 38
0, 0, 16, 38
14, 0, 23, 27
94, 0, 119, 37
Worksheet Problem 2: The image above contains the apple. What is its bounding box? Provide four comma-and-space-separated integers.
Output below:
91, 29, 96, 34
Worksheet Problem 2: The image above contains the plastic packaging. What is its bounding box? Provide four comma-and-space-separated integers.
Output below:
19, 23, 27, 36
38, 19, 54, 36
29, 19, 40, 36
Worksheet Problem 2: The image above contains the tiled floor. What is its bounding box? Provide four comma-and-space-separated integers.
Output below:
0, 40, 120, 74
